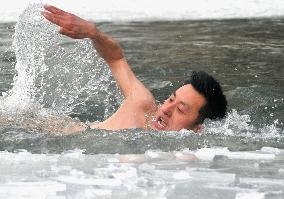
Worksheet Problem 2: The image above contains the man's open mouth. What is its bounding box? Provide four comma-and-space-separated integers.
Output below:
156, 116, 167, 129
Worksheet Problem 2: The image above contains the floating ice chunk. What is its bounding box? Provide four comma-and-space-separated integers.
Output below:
107, 157, 120, 163
145, 150, 160, 158
194, 147, 230, 161
173, 171, 191, 180
57, 176, 122, 186
112, 167, 138, 180
145, 150, 175, 160
194, 147, 276, 161
260, 147, 281, 154
74, 188, 112, 198
235, 191, 265, 199
239, 177, 284, 186
0, 181, 66, 198
62, 149, 85, 159
227, 152, 275, 160
190, 171, 236, 184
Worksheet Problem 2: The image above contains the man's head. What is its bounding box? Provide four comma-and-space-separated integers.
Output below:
151, 71, 227, 132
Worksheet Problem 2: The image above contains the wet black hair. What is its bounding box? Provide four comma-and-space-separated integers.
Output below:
183, 71, 227, 124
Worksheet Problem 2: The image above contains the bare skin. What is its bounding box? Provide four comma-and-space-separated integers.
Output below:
42, 5, 206, 133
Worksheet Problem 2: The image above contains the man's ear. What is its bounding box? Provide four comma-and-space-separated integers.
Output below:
193, 124, 202, 133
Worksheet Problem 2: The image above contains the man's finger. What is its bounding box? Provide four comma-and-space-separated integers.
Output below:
42, 11, 61, 26
42, 11, 71, 29
44, 5, 68, 16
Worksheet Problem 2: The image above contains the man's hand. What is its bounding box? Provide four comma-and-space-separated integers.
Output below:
42, 5, 97, 39
41, 5, 149, 102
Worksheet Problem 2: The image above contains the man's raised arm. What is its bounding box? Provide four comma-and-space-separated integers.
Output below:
42, 5, 148, 99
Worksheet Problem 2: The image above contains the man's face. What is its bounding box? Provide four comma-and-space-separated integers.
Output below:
151, 84, 206, 132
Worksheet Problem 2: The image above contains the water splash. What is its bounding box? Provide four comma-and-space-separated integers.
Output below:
0, 4, 122, 120
203, 109, 283, 139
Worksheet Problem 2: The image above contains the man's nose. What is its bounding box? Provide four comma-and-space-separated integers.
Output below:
162, 104, 174, 117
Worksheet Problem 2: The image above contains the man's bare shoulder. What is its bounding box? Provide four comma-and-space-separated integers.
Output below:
90, 89, 156, 131
130, 87, 157, 112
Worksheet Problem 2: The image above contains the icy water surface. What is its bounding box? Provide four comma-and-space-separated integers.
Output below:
0, 4, 283, 199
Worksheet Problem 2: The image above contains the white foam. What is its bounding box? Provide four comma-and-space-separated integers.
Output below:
0, 0, 284, 22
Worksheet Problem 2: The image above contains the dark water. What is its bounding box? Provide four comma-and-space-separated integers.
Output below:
2, 18, 283, 124
0, 18, 283, 153
0, 19, 284, 153
0, 19, 284, 129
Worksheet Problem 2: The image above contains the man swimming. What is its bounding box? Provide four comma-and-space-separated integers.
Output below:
42, 5, 227, 133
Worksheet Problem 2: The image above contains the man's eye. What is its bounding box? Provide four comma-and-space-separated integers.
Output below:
169, 98, 174, 102
177, 108, 183, 113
